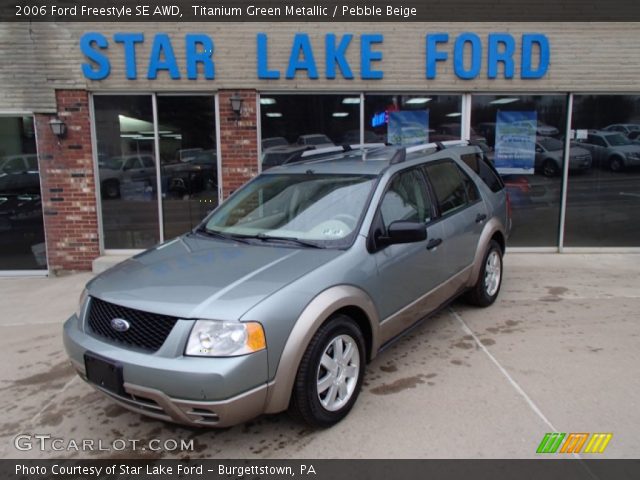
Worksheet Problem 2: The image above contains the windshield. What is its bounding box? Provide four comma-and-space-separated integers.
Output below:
204, 173, 377, 247
103, 157, 125, 169
606, 133, 632, 146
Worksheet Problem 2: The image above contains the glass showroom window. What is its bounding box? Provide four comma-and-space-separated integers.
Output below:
364, 94, 462, 146
471, 95, 567, 247
0, 116, 45, 270
259, 94, 360, 170
564, 95, 640, 247
93, 95, 159, 249
157, 95, 218, 240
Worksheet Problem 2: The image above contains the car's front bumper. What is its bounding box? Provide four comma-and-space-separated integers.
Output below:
63, 315, 269, 427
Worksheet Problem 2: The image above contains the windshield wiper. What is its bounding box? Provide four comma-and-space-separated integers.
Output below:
195, 227, 251, 244
252, 233, 324, 249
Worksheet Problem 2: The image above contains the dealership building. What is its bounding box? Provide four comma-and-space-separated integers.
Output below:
1, 21, 639, 274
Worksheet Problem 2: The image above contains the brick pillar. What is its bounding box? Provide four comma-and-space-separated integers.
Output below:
35, 90, 99, 273
218, 90, 259, 198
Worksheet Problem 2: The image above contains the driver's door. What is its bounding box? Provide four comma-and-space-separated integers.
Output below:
363, 167, 449, 341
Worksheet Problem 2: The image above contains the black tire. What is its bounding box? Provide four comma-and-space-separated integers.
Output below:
542, 158, 560, 177
289, 314, 366, 428
102, 180, 120, 199
609, 155, 625, 172
465, 240, 503, 307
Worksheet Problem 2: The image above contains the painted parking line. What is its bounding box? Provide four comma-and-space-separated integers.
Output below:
448, 308, 558, 431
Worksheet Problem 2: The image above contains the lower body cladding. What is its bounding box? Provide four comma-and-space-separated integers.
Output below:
63, 316, 270, 427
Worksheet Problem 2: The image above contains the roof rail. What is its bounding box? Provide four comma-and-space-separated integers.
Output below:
405, 139, 469, 154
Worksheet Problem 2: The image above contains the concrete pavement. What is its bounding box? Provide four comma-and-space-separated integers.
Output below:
0, 254, 638, 459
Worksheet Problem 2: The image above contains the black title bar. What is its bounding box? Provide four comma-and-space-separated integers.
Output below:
3, 0, 640, 22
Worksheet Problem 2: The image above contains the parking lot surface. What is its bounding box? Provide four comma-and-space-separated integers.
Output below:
0, 253, 638, 459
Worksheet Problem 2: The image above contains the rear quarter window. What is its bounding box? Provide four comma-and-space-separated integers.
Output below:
461, 152, 504, 193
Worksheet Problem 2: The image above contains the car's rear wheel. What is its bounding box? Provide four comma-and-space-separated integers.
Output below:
289, 314, 365, 428
542, 158, 560, 177
465, 240, 503, 307
609, 155, 625, 172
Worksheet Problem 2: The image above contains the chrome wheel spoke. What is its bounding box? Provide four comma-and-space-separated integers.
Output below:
321, 353, 338, 374
317, 373, 333, 394
338, 380, 348, 400
344, 365, 358, 378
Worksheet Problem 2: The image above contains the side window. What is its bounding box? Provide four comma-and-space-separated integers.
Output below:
141, 156, 155, 168
380, 169, 432, 230
424, 160, 470, 216
461, 152, 504, 193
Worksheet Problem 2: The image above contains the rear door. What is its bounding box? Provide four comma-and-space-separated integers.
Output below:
423, 159, 487, 277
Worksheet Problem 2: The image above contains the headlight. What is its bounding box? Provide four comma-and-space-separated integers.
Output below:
626, 152, 640, 160
76, 288, 88, 319
185, 320, 266, 357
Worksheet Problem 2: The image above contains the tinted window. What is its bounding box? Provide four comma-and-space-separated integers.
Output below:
587, 135, 606, 147
424, 161, 469, 216
380, 169, 432, 229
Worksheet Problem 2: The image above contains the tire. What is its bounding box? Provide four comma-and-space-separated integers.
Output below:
609, 155, 624, 172
102, 180, 120, 199
542, 158, 560, 177
289, 314, 365, 428
465, 240, 503, 308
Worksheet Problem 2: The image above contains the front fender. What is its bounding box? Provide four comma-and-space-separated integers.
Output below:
264, 285, 380, 414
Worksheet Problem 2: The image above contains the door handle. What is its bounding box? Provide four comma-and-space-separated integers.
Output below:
475, 213, 487, 223
426, 238, 442, 250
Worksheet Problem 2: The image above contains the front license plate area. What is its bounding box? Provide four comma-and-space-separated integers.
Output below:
84, 352, 125, 396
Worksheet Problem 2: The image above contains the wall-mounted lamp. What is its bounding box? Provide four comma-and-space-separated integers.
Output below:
229, 93, 243, 121
49, 117, 67, 139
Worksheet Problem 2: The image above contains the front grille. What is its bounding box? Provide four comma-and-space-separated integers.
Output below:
87, 297, 179, 352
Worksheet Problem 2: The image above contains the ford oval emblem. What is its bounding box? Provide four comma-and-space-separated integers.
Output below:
110, 317, 130, 332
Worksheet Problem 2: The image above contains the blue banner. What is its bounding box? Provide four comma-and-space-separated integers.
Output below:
494, 111, 537, 174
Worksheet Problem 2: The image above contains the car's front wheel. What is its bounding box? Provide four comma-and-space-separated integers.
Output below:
465, 239, 503, 307
290, 314, 365, 428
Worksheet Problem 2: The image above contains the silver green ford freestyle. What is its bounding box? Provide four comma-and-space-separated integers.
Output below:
63, 141, 510, 428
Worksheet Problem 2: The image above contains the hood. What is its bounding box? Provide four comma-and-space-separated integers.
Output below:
88, 234, 344, 320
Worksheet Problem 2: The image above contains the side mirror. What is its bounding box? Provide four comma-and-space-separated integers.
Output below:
378, 221, 427, 246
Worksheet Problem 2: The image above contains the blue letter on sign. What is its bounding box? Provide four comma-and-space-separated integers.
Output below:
426, 33, 448, 79
326, 34, 354, 79
186, 34, 214, 80
361, 34, 383, 79
454, 33, 481, 80
521, 33, 550, 79
114, 33, 144, 80
488, 33, 515, 79
257, 33, 280, 79
286, 33, 318, 79
80, 32, 110, 80
147, 33, 181, 80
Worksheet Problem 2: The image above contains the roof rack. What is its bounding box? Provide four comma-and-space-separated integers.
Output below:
405, 139, 469, 154
282, 143, 387, 165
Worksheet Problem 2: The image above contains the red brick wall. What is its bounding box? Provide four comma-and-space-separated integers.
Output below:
35, 90, 99, 273
218, 90, 259, 198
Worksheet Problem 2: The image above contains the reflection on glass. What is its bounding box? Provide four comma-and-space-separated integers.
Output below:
565, 95, 640, 246
0, 116, 45, 270
94, 96, 159, 249
364, 94, 463, 146
260, 95, 360, 170
471, 95, 567, 247
157, 96, 217, 240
